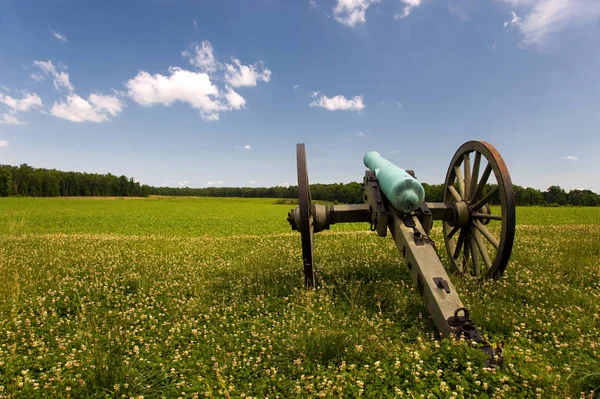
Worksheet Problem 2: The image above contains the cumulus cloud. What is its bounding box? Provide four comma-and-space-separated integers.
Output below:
0, 92, 43, 125
395, 0, 421, 19
0, 140, 9, 147
182, 41, 218, 73
178, 181, 189, 186
127, 41, 269, 121
248, 180, 258, 184
308, 91, 320, 98
88, 94, 123, 117
0, 92, 43, 112
565, 155, 578, 160
356, 131, 371, 137
224, 59, 271, 88
50, 93, 123, 123
32, 60, 74, 92
309, 0, 317, 8
206, 180, 224, 186
310, 94, 365, 112
126, 67, 226, 121
234, 144, 251, 150
0, 113, 26, 125
498, 0, 600, 47
294, 85, 300, 89
224, 87, 246, 109
334, 0, 376, 27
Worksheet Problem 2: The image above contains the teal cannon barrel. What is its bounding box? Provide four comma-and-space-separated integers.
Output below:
364, 151, 425, 213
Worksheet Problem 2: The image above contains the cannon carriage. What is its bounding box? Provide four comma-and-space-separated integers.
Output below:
287, 141, 516, 367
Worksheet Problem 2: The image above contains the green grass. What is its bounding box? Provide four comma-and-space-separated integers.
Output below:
0, 197, 599, 398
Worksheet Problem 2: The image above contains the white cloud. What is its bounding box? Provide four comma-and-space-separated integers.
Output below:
334, 0, 377, 27
244, 145, 251, 150
0, 140, 9, 147
293, 85, 300, 89
397, 102, 404, 109
498, 0, 600, 47
308, 90, 320, 98
178, 181, 189, 186
504, 11, 521, 28
309, 0, 317, 8
0, 113, 26, 125
234, 144, 252, 150
356, 131, 370, 137
248, 180, 258, 184
51, 29, 68, 42
88, 93, 123, 117
0, 92, 43, 112
182, 40, 272, 90
193, 20, 197, 28
128, 41, 269, 121
224, 87, 246, 109
182, 41, 218, 73
565, 155, 578, 160
310, 94, 365, 112
0, 92, 42, 125
395, 0, 422, 19
279, 182, 290, 187
206, 180, 224, 186
125, 67, 226, 121
224, 58, 271, 88
47, 22, 68, 42
50, 93, 123, 123
32, 60, 74, 92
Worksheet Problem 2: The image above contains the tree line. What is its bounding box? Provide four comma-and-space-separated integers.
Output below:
0, 164, 151, 197
1, 163, 599, 206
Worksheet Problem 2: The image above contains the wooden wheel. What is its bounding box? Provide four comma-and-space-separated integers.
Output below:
296, 144, 316, 287
442, 141, 516, 280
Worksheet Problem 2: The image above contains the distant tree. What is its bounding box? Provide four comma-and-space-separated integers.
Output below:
544, 186, 567, 205
0, 168, 13, 196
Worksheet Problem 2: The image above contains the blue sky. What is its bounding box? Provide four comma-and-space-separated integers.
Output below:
1, 0, 599, 192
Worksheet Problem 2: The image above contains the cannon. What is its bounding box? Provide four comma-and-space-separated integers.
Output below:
286, 141, 515, 367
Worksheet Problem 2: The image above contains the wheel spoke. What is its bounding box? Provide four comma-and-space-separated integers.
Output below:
469, 235, 481, 278
454, 166, 465, 199
447, 225, 460, 239
464, 153, 471, 199
469, 152, 481, 201
473, 220, 499, 250
453, 228, 467, 260
473, 213, 502, 221
472, 226, 492, 271
462, 232, 471, 272
448, 185, 462, 202
470, 186, 499, 211
472, 163, 492, 203
442, 141, 515, 280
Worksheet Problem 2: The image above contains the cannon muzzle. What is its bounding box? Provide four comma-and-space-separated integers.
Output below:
364, 151, 425, 213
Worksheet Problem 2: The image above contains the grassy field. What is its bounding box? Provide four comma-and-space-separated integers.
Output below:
0, 197, 598, 398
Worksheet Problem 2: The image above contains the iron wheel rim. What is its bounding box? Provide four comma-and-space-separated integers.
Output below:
297, 143, 316, 287
442, 141, 516, 280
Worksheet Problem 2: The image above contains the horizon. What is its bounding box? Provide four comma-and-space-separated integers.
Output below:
1, 0, 599, 192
